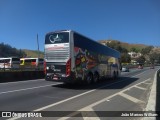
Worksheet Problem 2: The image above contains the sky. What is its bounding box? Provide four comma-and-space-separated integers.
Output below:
0, 0, 160, 51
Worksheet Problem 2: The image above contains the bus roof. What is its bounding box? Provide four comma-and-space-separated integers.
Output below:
46, 30, 120, 58
20, 58, 43, 59
0, 57, 19, 60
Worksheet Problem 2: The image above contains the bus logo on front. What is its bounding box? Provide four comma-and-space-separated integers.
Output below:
49, 34, 62, 43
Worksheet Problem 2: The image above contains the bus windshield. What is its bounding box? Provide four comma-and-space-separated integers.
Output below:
45, 32, 69, 44
0, 59, 10, 63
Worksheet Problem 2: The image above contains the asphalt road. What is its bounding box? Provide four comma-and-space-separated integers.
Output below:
0, 67, 159, 120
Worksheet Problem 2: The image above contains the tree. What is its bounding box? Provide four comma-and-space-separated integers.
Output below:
130, 47, 136, 52
130, 47, 140, 53
106, 41, 128, 53
106, 41, 130, 63
141, 46, 154, 55
136, 56, 146, 64
121, 53, 131, 63
0, 42, 26, 57
149, 52, 160, 64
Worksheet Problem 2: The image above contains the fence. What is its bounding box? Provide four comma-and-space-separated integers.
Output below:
0, 70, 45, 82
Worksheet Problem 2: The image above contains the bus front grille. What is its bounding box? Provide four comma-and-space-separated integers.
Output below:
45, 48, 69, 62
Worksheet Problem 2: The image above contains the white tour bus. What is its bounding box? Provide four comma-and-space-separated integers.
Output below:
20, 58, 44, 70
44, 30, 121, 84
0, 57, 20, 69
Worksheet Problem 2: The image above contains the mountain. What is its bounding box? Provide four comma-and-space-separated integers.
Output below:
0, 42, 44, 58
0, 43, 26, 57
98, 39, 148, 52
22, 49, 44, 58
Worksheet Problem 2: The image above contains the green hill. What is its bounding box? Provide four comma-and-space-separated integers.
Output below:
0, 43, 26, 57
22, 49, 44, 58
98, 39, 148, 52
0, 42, 44, 58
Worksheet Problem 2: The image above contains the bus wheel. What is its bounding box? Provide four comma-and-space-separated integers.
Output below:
86, 73, 93, 84
113, 71, 117, 80
93, 73, 99, 83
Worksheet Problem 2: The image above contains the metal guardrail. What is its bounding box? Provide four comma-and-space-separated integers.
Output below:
0, 67, 44, 72
0, 70, 45, 82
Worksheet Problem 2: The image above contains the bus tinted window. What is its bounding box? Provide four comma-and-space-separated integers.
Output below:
39, 59, 44, 62
0, 59, 10, 63
12, 58, 20, 61
25, 59, 31, 63
31, 59, 36, 62
45, 32, 69, 44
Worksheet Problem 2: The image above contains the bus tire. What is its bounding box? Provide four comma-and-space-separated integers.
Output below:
116, 71, 119, 77
85, 73, 93, 84
93, 72, 99, 83
113, 71, 117, 80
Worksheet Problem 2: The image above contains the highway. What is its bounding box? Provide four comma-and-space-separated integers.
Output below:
0, 67, 159, 120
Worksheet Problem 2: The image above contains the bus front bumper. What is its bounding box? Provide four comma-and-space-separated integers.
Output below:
45, 73, 73, 83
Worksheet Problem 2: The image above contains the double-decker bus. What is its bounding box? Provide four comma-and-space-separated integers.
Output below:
44, 30, 121, 84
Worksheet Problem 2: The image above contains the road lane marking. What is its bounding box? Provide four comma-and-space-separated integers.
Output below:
0, 79, 45, 85
58, 108, 100, 120
57, 78, 151, 120
83, 79, 150, 108
3, 70, 147, 95
120, 93, 145, 103
0, 83, 60, 95
33, 75, 143, 112
143, 82, 152, 84
7, 71, 151, 120
33, 89, 96, 111
145, 69, 158, 111
81, 108, 100, 120
134, 86, 147, 90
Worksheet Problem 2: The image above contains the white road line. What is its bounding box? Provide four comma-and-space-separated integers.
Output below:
82, 108, 100, 120
145, 69, 158, 111
143, 82, 152, 84
34, 89, 96, 111
58, 108, 100, 120
0, 79, 45, 85
4, 70, 147, 95
8, 71, 150, 120
131, 70, 149, 77
120, 93, 145, 103
0, 83, 60, 95
33, 76, 141, 112
57, 78, 151, 120
82, 117, 100, 120
134, 86, 147, 90
83, 79, 150, 108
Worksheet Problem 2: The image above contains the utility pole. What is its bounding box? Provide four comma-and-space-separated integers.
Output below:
37, 34, 40, 58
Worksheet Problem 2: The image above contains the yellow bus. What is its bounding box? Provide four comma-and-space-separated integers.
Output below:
20, 58, 44, 70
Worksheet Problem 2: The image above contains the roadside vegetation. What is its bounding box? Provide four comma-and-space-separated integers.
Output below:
99, 40, 160, 65
1, 41, 160, 65
0, 42, 44, 58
